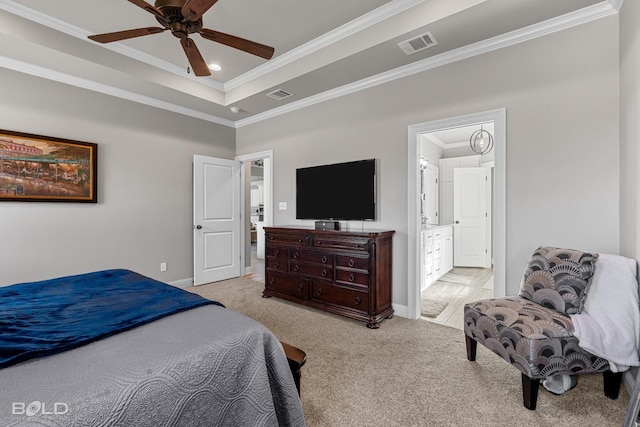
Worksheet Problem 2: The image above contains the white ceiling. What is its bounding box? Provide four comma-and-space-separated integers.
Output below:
0, 0, 618, 127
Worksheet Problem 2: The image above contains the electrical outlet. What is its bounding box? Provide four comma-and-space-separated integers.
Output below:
160, 262, 167, 272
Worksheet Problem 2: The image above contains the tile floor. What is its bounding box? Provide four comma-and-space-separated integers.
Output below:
421, 267, 493, 330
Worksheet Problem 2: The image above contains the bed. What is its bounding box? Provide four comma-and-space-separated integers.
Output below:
0, 269, 305, 426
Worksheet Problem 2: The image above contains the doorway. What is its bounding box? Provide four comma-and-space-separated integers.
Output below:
419, 125, 494, 329
407, 109, 506, 321
236, 150, 273, 282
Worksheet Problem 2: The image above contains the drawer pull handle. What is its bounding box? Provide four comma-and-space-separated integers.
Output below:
348, 259, 355, 267
317, 289, 323, 296
316, 241, 322, 245
355, 244, 360, 248
321, 255, 328, 263
298, 283, 304, 291
321, 269, 328, 277
274, 249, 280, 256
293, 252, 299, 259
298, 239, 303, 243
355, 297, 361, 305
349, 274, 355, 282
275, 262, 280, 268
269, 278, 275, 285
293, 265, 299, 272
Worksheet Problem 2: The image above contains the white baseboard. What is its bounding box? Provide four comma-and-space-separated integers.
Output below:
392, 304, 409, 319
168, 277, 193, 289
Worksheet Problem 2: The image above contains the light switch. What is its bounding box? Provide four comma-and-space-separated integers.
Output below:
279, 202, 287, 210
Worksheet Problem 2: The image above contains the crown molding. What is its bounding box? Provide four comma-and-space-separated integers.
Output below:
223, 0, 424, 91
608, 0, 624, 12
0, 0, 422, 96
0, 54, 234, 127
0, 0, 620, 129
236, 0, 618, 128
0, 0, 225, 92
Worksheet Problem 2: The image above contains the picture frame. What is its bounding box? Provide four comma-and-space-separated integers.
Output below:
0, 129, 97, 203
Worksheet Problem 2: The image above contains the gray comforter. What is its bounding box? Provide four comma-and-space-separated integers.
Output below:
0, 305, 305, 426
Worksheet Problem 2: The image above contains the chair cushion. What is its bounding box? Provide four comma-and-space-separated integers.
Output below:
518, 246, 598, 315
464, 297, 610, 378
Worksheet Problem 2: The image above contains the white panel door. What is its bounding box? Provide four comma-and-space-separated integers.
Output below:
453, 167, 488, 267
424, 164, 439, 224
193, 155, 241, 285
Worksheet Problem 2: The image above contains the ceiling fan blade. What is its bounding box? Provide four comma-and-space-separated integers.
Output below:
200, 29, 274, 60
128, 0, 166, 21
180, 38, 211, 76
181, 0, 219, 22
88, 27, 167, 43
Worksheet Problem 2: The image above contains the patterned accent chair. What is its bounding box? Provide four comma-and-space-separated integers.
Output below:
464, 247, 623, 410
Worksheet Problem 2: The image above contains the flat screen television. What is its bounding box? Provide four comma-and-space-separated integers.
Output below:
296, 159, 376, 221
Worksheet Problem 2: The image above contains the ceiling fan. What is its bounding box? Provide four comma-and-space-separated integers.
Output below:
88, 0, 275, 76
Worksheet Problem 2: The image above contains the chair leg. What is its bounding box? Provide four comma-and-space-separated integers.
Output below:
603, 371, 623, 400
522, 374, 540, 410
465, 335, 477, 361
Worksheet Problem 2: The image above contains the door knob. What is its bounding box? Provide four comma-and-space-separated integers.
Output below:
455, 221, 460, 224
196, 225, 202, 229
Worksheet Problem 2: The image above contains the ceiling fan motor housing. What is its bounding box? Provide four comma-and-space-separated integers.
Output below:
155, 0, 203, 37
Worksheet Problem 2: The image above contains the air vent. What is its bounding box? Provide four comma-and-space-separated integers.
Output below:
266, 88, 293, 100
397, 31, 438, 55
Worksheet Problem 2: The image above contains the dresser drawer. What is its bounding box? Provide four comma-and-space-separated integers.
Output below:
266, 273, 310, 299
266, 256, 287, 272
311, 283, 369, 312
335, 254, 369, 270
290, 262, 333, 281
311, 236, 370, 251
266, 233, 310, 246
335, 269, 369, 287
291, 249, 333, 266
266, 246, 288, 258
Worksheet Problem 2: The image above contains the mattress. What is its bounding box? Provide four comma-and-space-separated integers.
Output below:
0, 272, 305, 426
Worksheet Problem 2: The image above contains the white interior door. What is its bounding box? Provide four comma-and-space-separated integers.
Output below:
424, 163, 439, 224
193, 155, 241, 285
453, 167, 489, 267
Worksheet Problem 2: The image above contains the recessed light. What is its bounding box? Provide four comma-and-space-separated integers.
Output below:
208, 63, 222, 71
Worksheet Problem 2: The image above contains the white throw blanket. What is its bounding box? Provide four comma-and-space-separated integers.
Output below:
570, 253, 640, 373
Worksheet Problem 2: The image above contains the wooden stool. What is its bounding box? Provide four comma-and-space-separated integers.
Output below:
281, 341, 307, 396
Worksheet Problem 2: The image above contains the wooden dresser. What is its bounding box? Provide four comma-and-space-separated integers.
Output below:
263, 226, 394, 328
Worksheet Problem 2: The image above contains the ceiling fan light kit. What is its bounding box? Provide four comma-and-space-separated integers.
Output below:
88, 0, 275, 77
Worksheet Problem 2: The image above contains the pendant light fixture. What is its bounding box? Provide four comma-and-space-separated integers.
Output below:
469, 125, 494, 155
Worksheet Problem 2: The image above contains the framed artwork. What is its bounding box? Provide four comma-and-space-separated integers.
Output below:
0, 129, 97, 202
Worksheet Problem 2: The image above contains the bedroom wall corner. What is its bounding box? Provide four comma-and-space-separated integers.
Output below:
0, 69, 236, 287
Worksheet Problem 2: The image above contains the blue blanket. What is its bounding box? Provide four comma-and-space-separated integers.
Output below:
0, 269, 223, 369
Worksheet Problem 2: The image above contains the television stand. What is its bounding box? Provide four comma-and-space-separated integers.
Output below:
263, 226, 394, 328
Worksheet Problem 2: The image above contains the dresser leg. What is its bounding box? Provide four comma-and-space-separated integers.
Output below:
367, 321, 381, 329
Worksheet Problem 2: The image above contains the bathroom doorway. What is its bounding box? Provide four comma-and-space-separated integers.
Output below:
407, 109, 506, 321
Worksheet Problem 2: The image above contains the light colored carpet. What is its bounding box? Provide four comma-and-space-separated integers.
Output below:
421, 299, 448, 318
190, 277, 629, 427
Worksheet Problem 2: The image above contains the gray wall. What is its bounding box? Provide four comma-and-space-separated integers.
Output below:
620, 0, 640, 260
237, 16, 620, 308
0, 68, 235, 286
